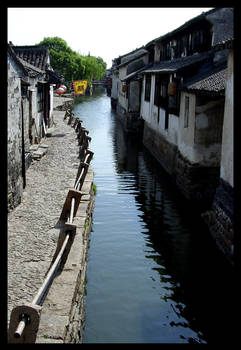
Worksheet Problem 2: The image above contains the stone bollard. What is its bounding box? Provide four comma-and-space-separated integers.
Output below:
8, 303, 42, 343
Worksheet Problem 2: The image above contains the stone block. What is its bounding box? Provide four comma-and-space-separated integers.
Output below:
39, 144, 49, 149
46, 128, 54, 137
30, 145, 39, 151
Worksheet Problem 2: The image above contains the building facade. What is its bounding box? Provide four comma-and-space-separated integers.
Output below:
112, 47, 149, 132
140, 7, 233, 205
8, 43, 62, 211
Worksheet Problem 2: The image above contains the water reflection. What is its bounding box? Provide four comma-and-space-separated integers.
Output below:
74, 90, 236, 344
110, 117, 208, 343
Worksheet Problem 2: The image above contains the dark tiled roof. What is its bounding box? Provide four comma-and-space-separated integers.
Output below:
17, 57, 46, 77
122, 64, 151, 82
8, 44, 29, 76
145, 8, 233, 49
206, 8, 233, 47
46, 69, 64, 84
12, 45, 50, 72
10, 43, 63, 83
118, 49, 148, 67
183, 67, 227, 95
142, 51, 212, 74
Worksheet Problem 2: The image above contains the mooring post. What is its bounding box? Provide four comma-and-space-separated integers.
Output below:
8, 303, 42, 343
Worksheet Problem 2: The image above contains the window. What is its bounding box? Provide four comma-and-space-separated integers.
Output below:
168, 79, 181, 116
154, 74, 168, 108
144, 74, 151, 102
37, 84, 44, 113
165, 110, 169, 130
160, 41, 171, 61
184, 96, 189, 128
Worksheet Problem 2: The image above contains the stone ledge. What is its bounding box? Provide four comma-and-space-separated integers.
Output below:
36, 167, 94, 344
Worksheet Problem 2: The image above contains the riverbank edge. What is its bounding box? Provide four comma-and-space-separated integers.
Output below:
36, 170, 94, 343
35, 97, 95, 343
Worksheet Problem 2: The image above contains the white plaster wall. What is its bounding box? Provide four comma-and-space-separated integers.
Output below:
118, 66, 128, 111
178, 91, 224, 166
129, 80, 140, 112
178, 92, 196, 162
111, 72, 119, 100
50, 85, 54, 120
220, 50, 233, 187
141, 74, 155, 123
141, 74, 179, 146
154, 43, 161, 63
29, 86, 43, 139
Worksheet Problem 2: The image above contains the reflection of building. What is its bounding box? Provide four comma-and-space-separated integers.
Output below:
8, 43, 63, 211
111, 112, 236, 342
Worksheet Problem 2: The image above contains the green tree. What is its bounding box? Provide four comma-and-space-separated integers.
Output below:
37, 36, 107, 88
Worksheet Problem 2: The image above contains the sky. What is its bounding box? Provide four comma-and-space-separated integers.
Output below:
7, 7, 214, 69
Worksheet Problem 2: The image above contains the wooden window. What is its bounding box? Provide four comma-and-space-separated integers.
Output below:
168, 79, 181, 116
37, 84, 44, 113
154, 74, 168, 108
165, 110, 169, 130
144, 74, 151, 102
184, 96, 189, 128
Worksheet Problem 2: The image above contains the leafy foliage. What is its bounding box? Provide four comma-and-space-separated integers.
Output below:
38, 37, 107, 86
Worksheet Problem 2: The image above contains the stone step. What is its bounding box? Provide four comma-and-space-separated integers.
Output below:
39, 144, 49, 149
46, 128, 54, 137
29, 144, 39, 151
31, 148, 47, 159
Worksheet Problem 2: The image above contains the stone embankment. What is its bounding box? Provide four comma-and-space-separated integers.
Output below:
8, 96, 95, 343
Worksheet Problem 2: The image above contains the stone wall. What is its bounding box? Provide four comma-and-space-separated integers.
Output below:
143, 122, 220, 206
8, 55, 23, 211
175, 150, 220, 205
143, 122, 178, 176
202, 178, 234, 264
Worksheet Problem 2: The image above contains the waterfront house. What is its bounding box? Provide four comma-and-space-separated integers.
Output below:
140, 8, 233, 204
8, 43, 63, 211
12, 44, 63, 137
111, 47, 149, 132
8, 44, 30, 210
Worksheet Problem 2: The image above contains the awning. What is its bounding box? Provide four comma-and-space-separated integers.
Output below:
141, 51, 213, 74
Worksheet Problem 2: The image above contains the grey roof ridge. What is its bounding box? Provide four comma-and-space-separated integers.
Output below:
182, 61, 227, 89
7, 44, 29, 76
17, 57, 46, 75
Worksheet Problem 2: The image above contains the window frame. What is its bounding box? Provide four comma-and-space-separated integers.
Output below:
37, 84, 44, 113
184, 95, 189, 128
144, 74, 151, 102
154, 74, 168, 108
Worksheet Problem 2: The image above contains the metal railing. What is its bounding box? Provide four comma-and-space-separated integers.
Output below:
8, 108, 94, 343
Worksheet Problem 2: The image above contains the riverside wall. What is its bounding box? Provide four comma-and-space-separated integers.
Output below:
8, 96, 95, 343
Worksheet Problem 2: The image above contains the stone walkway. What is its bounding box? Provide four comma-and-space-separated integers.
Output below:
7, 97, 80, 324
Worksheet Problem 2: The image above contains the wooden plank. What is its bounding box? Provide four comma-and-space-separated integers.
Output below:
60, 188, 82, 220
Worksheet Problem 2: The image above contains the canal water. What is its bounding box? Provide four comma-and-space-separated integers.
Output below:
73, 88, 236, 344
